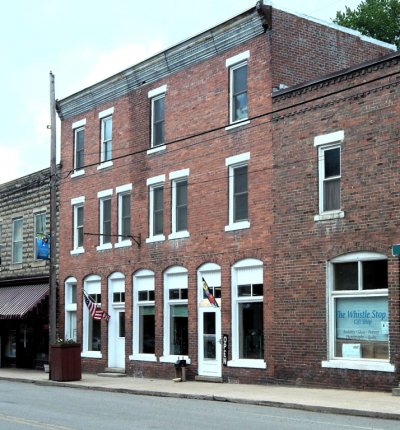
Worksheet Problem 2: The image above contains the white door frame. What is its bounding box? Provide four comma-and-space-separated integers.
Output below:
108, 272, 125, 369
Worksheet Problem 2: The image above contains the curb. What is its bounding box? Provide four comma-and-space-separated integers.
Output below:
1, 377, 400, 421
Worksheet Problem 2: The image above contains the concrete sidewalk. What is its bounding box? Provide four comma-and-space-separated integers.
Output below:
1, 368, 400, 421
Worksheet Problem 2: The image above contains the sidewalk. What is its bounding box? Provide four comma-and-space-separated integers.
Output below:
1, 368, 400, 421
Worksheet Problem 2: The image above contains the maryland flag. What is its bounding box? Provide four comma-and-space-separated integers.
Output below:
202, 277, 219, 308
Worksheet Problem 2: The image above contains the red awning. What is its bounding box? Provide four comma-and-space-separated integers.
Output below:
0, 284, 49, 319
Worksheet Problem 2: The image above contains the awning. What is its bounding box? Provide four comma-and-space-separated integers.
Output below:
0, 284, 49, 319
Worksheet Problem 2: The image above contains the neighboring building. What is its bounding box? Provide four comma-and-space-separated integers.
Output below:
56, 2, 397, 389
0, 168, 58, 370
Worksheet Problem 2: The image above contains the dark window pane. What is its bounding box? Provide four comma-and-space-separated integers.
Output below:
149, 290, 155, 301
233, 93, 248, 121
169, 289, 180, 300
113, 292, 120, 302
253, 284, 263, 296
177, 206, 187, 231
323, 179, 340, 211
234, 166, 247, 193
176, 181, 187, 205
138, 291, 147, 301
103, 118, 112, 141
119, 312, 125, 338
154, 97, 164, 122
234, 194, 248, 221
181, 289, 188, 300
170, 305, 188, 355
154, 122, 164, 146
334, 262, 358, 290
239, 302, 263, 359
324, 148, 340, 178
363, 260, 388, 290
233, 65, 247, 94
140, 307, 155, 353
238, 284, 251, 296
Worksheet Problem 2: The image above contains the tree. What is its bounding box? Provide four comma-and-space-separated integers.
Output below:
333, 0, 400, 49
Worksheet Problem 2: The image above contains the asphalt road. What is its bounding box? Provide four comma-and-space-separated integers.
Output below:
0, 380, 399, 430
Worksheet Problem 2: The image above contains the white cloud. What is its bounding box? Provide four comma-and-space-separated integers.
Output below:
0, 147, 24, 184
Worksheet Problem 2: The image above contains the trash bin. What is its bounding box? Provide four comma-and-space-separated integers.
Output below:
174, 359, 187, 382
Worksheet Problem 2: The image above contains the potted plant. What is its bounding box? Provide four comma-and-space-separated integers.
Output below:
50, 339, 82, 381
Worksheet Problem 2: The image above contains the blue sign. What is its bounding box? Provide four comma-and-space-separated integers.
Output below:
37, 234, 50, 260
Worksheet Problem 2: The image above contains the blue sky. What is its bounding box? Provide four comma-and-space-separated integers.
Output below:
0, 0, 369, 184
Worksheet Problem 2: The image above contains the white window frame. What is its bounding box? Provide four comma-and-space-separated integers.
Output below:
34, 212, 46, 261
64, 277, 77, 341
148, 85, 167, 151
71, 119, 86, 177
314, 131, 345, 221
228, 258, 266, 369
130, 269, 157, 362
71, 196, 85, 255
115, 183, 132, 249
168, 169, 190, 240
225, 152, 250, 232
97, 189, 113, 251
97, 108, 114, 169
146, 175, 165, 243
160, 266, 191, 364
12, 218, 23, 264
82, 275, 102, 358
226, 51, 250, 129
322, 252, 394, 372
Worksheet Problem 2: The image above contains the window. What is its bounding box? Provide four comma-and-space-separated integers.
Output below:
322, 252, 393, 372
131, 270, 156, 361
161, 266, 189, 363
101, 117, 112, 162
65, 278, 77, 341
226, 51, 249, 125
229, 259, 266, 369
34, 213, 46, 260
169, 169, 189, 240
97, 189, 113, 251
225, 153, 250, 232
116, 183, 132, 248
314, 131, 344, 221
71, 196, 84, 254
83, 275, 102, 357
74, 127, 85, 170
148, 85, 167, 149
12, 218, 23, 264
146, 175, 165, 243
0, 222, 2, 265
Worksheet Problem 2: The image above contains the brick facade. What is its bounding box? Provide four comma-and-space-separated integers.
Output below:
57, 5, 398, 389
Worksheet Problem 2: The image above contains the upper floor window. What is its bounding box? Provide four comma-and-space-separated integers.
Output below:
34, 213, 46, 260
12, 218, 23, 264
71, 118, 86, 176
71, 196, 85, 254
101, 117, 112, 162
146, 175, 165, 243
97, 189, 113, 251
225, 152, 250, 232
226, 51, 249, 125
148, 85, 167, 149
115, 183, 132, 248
314, 131, 344, 221
0, 222, 2, 265
169, 169, 189, 240
65, 278, 77, 341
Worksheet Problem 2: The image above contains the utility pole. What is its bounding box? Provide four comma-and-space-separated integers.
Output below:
49, 72, 57, 352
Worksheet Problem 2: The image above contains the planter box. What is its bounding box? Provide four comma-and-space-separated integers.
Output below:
50, 343, 82, 381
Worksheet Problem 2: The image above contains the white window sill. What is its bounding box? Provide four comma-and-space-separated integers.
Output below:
314, 211, 344, 221
96, 243, 112, 251
168, 231, 190, 240
129, 354, 157, 362
114, 240, 132, 249
81, 351, 102, 359
225, 120, 250, 131
32, 260, 47, 267
147, 145, 166, 155
97, 161, 113, 170
11, 263, 23, 269
322, 360, 395, 372
146, 235, 165, 244
71, 169, 85, 178
225, 221, 250, 232
227, 359, 267, 369
159, 355, 191, 364
70, 248, 84, 255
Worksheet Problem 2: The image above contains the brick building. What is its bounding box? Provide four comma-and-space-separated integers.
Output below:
0, 168, 57, 370
56, 3, 397, 389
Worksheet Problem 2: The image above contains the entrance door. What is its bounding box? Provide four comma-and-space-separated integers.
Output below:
108, 310, 125, 369
198, 307, 221, 377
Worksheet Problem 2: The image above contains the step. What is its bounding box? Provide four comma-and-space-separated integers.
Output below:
97, 372, 127, 377
105, 367, 125, 373
195, 375, 223, 383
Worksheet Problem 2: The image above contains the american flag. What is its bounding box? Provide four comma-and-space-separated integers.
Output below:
83, 292, 110, 321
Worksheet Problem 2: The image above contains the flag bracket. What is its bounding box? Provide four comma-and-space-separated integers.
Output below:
84, 232, 141, 247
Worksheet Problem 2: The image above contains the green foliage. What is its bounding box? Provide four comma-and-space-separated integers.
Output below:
54, 338, 77, 344
333, 0, 400, 48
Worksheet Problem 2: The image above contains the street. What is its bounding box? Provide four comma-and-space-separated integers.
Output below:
0, 381, 398, 430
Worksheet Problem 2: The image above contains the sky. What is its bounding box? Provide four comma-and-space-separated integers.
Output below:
0, 0, 369, 184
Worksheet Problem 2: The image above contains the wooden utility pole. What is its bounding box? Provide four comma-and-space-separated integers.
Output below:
49, 72, 57, 350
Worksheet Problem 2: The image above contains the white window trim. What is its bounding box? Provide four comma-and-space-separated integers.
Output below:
98, 107, 114, 119
146, 175, 165, 243
161, 266, 190, 362
64, 277, 77, 341
97, 161, 113, 170
97, 190, 113, 250
228, 258, 266, 369
314, 131, 345, 221
168, 169, 190, 240
148, 85, 167, 99
73, 126, 85, 173
12, 218, 23, 265
71, 169, 85, 178
322, 252, 393, 372
150, 94, 165, 148
226, 50, 250, 68
147, 145, 166, 155
34, 212, 46, 261
99, 115, 113, 164
225, 120, 250, 131
72, 119, 86, 129
117, 184, 132, 247
70, 197, 85, 254
225, 153, 250, 232
82, 275, 102, 358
